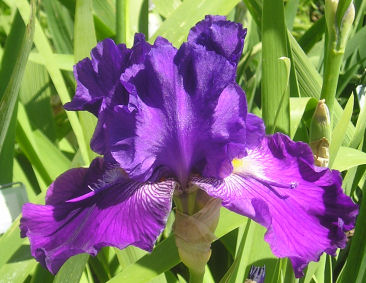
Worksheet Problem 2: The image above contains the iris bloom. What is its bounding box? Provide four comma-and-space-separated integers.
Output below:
21, 16, 357, 277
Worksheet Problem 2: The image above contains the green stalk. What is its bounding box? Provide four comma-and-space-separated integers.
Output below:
321, 0, 355, 121
189, 268, 204, 283
116, 0, 129, 45
173, 189, 199, 216
320, 44, 344, 122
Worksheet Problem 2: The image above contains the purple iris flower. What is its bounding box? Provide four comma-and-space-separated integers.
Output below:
20, 15, 357, 277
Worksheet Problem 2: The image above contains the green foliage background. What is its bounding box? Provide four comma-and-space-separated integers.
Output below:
0, 0, 365, 282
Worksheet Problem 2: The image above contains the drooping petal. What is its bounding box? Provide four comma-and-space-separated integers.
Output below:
20, 158, 175, 274
192, 133, 357, 277
107, 37, 248, 183
188, 15, 246, 66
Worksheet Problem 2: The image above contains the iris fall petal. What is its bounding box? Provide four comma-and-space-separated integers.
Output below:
20, 158, 175, 274
192, 133, 357, 277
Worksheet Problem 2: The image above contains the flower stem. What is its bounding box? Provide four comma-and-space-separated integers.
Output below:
320, 46, 343, 123
116, 0, 129, 45
173, 188, 204, 216
322, 0, 355, 122
189, 267, 205, 283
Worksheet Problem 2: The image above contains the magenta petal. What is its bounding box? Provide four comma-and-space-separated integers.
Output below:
20, 158, 175, 274
188, 15, 246, 65
192, 133, 357, 277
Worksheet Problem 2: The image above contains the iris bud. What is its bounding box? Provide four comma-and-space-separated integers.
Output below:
310, 99, 331, 142
325, 0, 338, 37
338, 2, 355, 49
309, 100, 331, 167
325, 0, 355, 51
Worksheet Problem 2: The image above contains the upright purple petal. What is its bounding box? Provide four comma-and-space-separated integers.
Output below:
64, 39, 131, 115
64, 18, 248, 177
64, 35, 153, 155
202, 83, 247, 178
20, 158, 175, 274
188, 15, 246, 65
107, 38, 247, 183
246, 113, 265, 149
65, 34, 152, 115
192, 133, 357, 277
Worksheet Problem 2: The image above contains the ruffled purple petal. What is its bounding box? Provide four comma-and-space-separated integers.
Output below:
188, 15, 246, 66
64, 18, 248, 180
64, 35, 153, 156
20, 158, 175, 274
64, 39, 131, 116
107, 37, 247, 183
192, 133, 357, 277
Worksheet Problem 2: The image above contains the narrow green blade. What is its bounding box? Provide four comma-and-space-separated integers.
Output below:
284, 0, 299, 30
28, 53, 74, 71
43, 0, 73, 54
329, 94, 354, 168
289, 97, 316, 138
332, 147, 366, 172
54, 254, 89, 283
338, 181, 366, 283
261, 0, 290, 134
0, 5, 35, 153
0, 103, 17, 183
74, 0, 98, 162
93, 0, 116, 36
15, 0, 90, 165
19, 61, 56, 141
74, 0, 97, 62
349, 87, 366, 148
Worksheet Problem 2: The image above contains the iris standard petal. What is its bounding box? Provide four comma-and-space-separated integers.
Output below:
64, 35, 152, 156
65, 34, 152, 115
65, 17, 248, 182
192, 133, 357, 277
20, 158, 175, 274
202, 83, 247, 178
64, 39, 131, 115
246, 113, 265, 149
108, 37, 247, 183
188, 15, 246, 66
